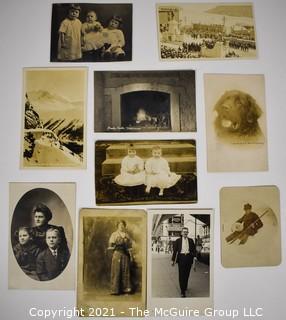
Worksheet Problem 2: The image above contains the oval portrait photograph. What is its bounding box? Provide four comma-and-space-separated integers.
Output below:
10, 184, 74, 287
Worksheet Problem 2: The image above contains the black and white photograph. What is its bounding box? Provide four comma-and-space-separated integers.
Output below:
94, 70, 196, 132
95, 140, 197, 205
148, 209, 213, 315
77, 209, 146, 317
50, 3, 132, 62
22, 68, 87, 168
204, 73, 268, 172
220, 186, 281, 268
157, 3, 257, 60
9, 183, 75, 290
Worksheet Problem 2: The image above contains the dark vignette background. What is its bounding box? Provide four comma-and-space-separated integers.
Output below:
11, 188, 73, 251
50, 3, 133, 62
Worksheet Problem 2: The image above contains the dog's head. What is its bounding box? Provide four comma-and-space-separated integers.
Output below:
214, 90, 262, 136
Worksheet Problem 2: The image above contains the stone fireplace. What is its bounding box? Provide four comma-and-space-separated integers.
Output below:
94, 71, 196, 132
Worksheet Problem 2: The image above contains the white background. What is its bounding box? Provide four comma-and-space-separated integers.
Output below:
0, 0, 285, 319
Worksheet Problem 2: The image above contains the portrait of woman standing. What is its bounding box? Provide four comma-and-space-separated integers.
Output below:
77, 209, 146, 317
108, 220, 133, 295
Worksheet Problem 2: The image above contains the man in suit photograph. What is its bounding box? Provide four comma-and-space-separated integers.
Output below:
171, 227, 197, 297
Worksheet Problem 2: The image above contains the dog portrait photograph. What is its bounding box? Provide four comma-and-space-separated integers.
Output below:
9, 183, 75, 290
22, 68, 87, 169
204, 74, 268, 172
157, 3, 257, 60
50, 3, 132, 62
95, 140, 197, 205
220, 186, 281, 268
147, 209, 213, 315
77, 208, 146, 317
94, 70, 196, 132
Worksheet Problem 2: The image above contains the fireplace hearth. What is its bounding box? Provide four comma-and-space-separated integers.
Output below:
120, 91, 171, 131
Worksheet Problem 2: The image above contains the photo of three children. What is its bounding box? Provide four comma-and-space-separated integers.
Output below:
50, 3, 132, 62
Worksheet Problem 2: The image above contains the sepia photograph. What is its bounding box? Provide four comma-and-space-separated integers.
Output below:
157, 3, 257, 60
220, 186, 281, 268
21, 68, 87, 168
9, 183, 75, 290
95, 140, 197, 205
77, 209, 146, 317
50, 3, 132, 62
94, 70, 196, 132
204, 73, 268, 172
148, 209, 213, 315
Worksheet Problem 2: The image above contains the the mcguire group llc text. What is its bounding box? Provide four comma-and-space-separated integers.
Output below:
129, 307, 263, 317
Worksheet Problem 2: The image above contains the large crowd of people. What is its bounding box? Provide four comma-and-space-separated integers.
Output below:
160, 19, 256, 59
228, 38, 256, 51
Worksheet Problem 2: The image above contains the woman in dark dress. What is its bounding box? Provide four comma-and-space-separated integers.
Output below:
30, 203, 68, 252
13, 226, 41, 280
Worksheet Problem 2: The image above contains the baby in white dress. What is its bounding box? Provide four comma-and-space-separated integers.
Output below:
114, 144, 145, 187
81, 11, 104, 53
145, 145, 181, 196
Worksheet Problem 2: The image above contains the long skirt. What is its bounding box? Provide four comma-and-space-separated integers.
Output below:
110, 250, 132, 294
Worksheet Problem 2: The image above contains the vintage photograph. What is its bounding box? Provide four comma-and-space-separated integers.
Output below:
50, 3, 132, 62
22, 68, 86, 168
77, 209, 146, 317
94, 70, 196, 132
95, 140, 197, 205
204, 73, 268, 172
220, 186, 281, 268
157, 3, 257, 60
148, 209, 213, 315
9, 183, 75, 290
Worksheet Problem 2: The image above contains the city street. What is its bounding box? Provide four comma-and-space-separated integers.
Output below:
152, 253, 210, 298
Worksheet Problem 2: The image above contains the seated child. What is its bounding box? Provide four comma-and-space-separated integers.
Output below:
13, 227, 40, 279
81, 10, 104, 61
145, 145, 181, 196
102, 15, 125, 60
57, 4, 82, 61
114, 144, 145, 187
36, 228, 70, 281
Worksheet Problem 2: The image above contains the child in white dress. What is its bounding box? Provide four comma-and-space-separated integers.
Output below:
81, 10, 104, 60
145, 145, 181, 196
114, 144, 145, 187
57, 4, 82, 61
102, 16, 125, 59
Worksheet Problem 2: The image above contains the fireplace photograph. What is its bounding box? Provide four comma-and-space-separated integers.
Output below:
94, 70, 196, 132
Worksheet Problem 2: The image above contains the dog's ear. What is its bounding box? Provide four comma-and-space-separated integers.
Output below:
214, 91, 229, 112
246, 94, 262, 123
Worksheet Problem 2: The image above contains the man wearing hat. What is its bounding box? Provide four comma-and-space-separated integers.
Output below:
171, 227, 197, 297
226, 203, 263, 245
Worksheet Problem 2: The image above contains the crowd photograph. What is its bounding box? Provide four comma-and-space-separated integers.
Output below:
158, 3, 257, 60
